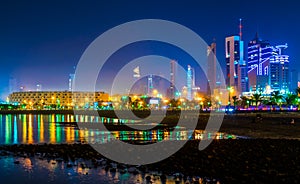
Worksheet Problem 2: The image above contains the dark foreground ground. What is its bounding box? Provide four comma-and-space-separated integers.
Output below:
1, 139, 300, 183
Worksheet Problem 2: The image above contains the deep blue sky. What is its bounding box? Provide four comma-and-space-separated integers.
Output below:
1, 0, 300, 99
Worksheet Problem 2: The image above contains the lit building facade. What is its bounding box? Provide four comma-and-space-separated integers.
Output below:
247, 33, 290, 93
9, 91, 109, 109
167, 60, 177, 99
207, 42, 217, 95
247, 33, 273, 92
269, 45, 290, 93
147, 74, 153, 96
225, 35, 246, 95
187, 65, 193, 101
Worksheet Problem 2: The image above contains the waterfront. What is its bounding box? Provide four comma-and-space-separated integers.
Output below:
0, 113, 229, 183
0, 112, 300, 182
0, 113, 236, 145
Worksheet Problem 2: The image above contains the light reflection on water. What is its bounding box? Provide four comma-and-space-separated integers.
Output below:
0, 114, 235, 145
0, 114, 85, 144
0, 156, 201, 184
0, 114, 225, 183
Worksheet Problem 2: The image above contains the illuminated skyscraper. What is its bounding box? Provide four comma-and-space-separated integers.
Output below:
187, 65, 193, 101
207, 41, 216, 95
69, 73, 75, 91
269, 44, 290, 93
248, 32, 291, 93
167, 60, 177, 99
247, 33, 272, 92
225, 35, 244, 94
147, 74, 153, 96
225, 20, 248, 95
238, 18, 249, 93
68, 66, 76, 92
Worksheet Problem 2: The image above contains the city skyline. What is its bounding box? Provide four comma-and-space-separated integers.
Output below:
1, 1, 300, 100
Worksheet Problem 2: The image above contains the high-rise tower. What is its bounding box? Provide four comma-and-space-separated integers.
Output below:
239, 19, 249, 93
167, 60, 177, 99
187, 65, 193, 101
225, 35, 243, 94
225, 19, 248, 95
269, 44, 290, 93
147, 74, 153, 96
247, 33, 273, 92
69, 66, 76, 91
207, 41, 217, 95
247, 33, 290, 93
69, 74, 75, 91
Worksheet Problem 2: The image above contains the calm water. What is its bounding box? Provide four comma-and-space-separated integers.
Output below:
0, 113, 225, 183
0, 114, 235, 145
0, 156, 202, 184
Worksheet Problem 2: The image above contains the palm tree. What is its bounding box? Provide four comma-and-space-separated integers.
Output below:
252, 93, 262, 107
203, 97, 211, 108
232, 96, 237, 109
283, 93, 297, 106
240, 96, 249, 108
169, 99, 179, 109
270, 91, 282, 105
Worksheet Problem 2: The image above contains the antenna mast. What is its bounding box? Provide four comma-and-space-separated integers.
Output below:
239, 18, 242, 40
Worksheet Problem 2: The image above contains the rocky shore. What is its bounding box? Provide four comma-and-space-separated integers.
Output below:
1, 139, 300, 183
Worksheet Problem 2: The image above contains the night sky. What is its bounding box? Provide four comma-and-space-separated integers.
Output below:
1, 0, 300, 99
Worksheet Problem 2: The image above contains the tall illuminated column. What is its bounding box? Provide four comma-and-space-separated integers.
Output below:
187, 65, 193, 101
147, 74, 153, 96
69, 74, 75, 91
69, 66, 76, 91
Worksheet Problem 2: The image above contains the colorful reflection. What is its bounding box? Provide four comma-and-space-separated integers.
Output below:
0, 156, 211, 184
84, 129, 236, 144
0, 114, 237, 145
0, 114, 85, 145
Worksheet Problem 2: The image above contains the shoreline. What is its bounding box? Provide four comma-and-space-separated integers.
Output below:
1, 139, 300, 183
1, 110, 300, 139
